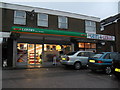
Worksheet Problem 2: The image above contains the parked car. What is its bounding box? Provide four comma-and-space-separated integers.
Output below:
60, 51, 95, 70
88, 52, 117, 74
112, 53, 120, 79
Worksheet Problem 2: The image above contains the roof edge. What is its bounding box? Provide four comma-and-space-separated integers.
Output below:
0, 2, 100, 22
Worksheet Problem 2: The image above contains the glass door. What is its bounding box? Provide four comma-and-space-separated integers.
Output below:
28, 44, 35, 66
35, 44, 42, 65
27, 44, 42, 67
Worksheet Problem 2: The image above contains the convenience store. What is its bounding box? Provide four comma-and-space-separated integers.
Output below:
11, 26, 87, 68
9, 26, 115, 68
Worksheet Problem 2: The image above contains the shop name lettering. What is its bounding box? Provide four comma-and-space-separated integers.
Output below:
13, 28, 44, 33
87, 34, 115, 41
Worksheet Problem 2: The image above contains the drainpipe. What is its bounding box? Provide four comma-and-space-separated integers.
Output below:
71, 43, 74, 52
12, 39, 17, 68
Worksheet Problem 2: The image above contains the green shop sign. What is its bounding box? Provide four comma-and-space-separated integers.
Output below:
11, 26, 87, 38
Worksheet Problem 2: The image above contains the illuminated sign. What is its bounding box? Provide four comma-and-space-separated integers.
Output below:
87, 33, 115, 41
11, 26, 87, 38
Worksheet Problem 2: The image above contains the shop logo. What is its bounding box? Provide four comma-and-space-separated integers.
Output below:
13, 28, 22, 31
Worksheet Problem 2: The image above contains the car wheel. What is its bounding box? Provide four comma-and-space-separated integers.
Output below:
91, 69, 96, 72
105, 67, 112, 74
74, 62, 81, 70
114, 73, 120, 79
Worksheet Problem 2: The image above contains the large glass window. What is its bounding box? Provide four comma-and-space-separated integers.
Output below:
58, 16, 68, 29
85, 20, 96, 34
78, 43, 85, 48
37, 13, 48, 27
85, 43, 91, 48
91, 43, 96, 48
79, 43, 96, 49
14, 11, 26, 25
17, 43, 27, 64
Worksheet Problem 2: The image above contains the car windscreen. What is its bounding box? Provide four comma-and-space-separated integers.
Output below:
92, 54, 103, 59
66, 51, 77, 55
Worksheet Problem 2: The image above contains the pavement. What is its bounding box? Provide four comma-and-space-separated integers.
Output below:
2, 62, 63, 70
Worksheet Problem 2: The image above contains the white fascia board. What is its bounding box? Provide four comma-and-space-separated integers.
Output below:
0, 32, 11, 38
0, 2, 100, 22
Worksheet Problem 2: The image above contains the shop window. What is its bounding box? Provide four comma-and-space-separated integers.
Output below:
58, 16, 68, 29
14, 10, 26, 25
17, 43, 27, 63
56, 45, 61, 51
46, 45, 50, 51
37, 13, 48, 27
78, 43, 85, 48
85, 43, 91, 48
91, 43, 96, 48
52, 46, 56, 50
85, 20, 96, 34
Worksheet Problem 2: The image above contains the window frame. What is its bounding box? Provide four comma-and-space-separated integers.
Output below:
14, 10, 26, 25
37, 13, 48, 27
85, 20, 96, 34
58, 16, 68, 29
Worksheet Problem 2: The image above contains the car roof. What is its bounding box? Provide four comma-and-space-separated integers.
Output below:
102, 52, 118, 54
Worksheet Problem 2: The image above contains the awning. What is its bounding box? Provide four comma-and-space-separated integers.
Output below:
11, 26, 87, 38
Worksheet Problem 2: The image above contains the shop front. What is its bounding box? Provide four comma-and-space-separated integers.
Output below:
10, 26, 87, 68
8, 26, 115, 68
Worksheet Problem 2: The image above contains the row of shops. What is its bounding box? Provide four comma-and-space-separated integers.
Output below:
1, 26, 115, 68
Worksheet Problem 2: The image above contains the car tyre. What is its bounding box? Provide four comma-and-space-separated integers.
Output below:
105, 67, 112, 75
90, 69, 96, 72
114, 73, 120, 79
74, 62, 81, 70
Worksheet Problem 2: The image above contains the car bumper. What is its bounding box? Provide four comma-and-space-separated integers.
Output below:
60, 60, 74, 65
88, 63, 111, 70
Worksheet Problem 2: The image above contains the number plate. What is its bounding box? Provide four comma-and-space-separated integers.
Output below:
89, 60, 95, 63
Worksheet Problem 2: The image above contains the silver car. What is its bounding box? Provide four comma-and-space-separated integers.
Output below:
60, 51, 95, 70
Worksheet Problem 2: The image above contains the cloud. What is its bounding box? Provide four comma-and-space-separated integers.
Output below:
1, 0, 120, 2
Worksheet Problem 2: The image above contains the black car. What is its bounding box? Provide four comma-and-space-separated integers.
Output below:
112, 53, 120, 79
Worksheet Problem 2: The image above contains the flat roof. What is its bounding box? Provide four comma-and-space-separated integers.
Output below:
0, 2, 100, 22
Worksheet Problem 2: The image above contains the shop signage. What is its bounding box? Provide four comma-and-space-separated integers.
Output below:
11, 26, 87, 38
87, 33, 115, 41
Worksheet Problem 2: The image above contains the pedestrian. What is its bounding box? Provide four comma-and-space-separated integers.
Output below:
93, 50, 96, 53
53, 55, 57, 66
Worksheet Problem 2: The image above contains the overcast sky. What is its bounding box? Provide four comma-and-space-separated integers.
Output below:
1, 0, 120, 20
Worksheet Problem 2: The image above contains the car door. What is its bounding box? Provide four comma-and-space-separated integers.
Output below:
102, 53, 112, 65
77, 52, 89, 65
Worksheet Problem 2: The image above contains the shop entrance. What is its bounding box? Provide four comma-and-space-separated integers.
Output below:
17, 43, 42, 67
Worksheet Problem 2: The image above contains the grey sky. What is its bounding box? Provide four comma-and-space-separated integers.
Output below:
1, 1, 119, 20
